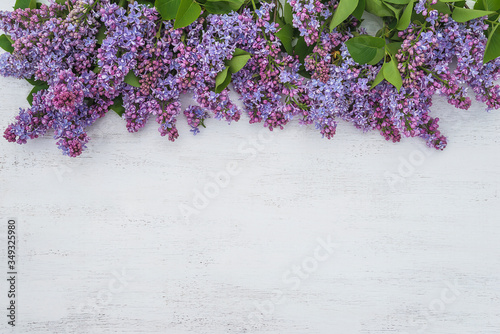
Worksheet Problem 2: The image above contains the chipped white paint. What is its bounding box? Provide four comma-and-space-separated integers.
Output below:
1, 1, 500, 333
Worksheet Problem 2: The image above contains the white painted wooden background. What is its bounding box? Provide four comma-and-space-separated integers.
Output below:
1, 2, 500, 333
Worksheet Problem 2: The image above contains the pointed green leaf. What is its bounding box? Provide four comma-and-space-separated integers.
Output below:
371, 66, 386, 89
215, 67, 231, 93
137, 0, 155, 6
352, 0, 366, 20
396, 0, 414, 30
345, 35, 386, 65
233, 48, 251, 57
14, 0, 34, 9
388, 17, 399, 30
25, 77, 45, 86
174, 0, 202, 28
386, 41, 403, 55
215, 67, 228, 87
369, 48, 386, 65
330, 0, 359, 31
383, 57, 403, 91
124, 70, 141, 87
452, 7, 495, 22
365, 0, 394, 16
275, 23, 294, 55
227, 54, 251, 73
284, 1, 293, 24
96, 24, 106, 45
203, 0, 244, 13
384, 0, 410, 4
0, 34, 14, 53
298, 67, 311, 79
484, 23, 500, 63
155, 0, 181, 21
27, 83, 49, 106
384, 2, 403, 18
294, 36, 314, 63
474, 0, 500, 11
430, 1, 451, 14
111, 96, 125, 117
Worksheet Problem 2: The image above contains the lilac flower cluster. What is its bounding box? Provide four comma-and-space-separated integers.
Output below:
232, 3, 312, 130
184, 105, 210, 135
299, 1, 500, 150
287, 0, 330, 46
1, 0, 500, 156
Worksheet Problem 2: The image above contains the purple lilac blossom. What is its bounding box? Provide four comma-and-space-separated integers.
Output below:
1, 0, 500, 156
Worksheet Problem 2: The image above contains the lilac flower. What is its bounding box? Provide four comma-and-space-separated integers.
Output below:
1, 0, 500, 156
184, 105, 210, 135
287, 0, 327, 45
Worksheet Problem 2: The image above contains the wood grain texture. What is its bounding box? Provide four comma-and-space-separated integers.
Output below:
1, 2, 500, 333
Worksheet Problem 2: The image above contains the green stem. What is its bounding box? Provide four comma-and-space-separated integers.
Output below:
419, 66, 449, 87
273, 0, 277, 22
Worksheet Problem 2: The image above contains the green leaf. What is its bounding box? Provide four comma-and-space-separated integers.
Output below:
474, 0, 500, 11
14, 0, 36, 9
386, 41, 403, 55
227, 51, 251, 73
298, 67, 311, 79
0, 34, 14, 53
215, 67, 231, 93
203, 0, 244, 14
452, 7, 496, 22
371, 66, 386, 89
352, 0, 366, 20
370, 49, 386, 65
155, 0, 181, 21
156, 23, 163, 38
137, 0, 155, 6
452, 0, 466, 7
27, 83, 49, 106
110, 96, 125, 117
233, 48, 250, 57
396, 0, 413, 30
174, 0, 202, 28
284, 1, 293, 24
96, 24, 106, 45
430, 1, 451, 14
25, 77, 46, 86
383, 57, 403, 91
294, 36, 314, 63
345, 35, 386, 65
215, 67, 228, 86
384, 0, 410, 4
124, 70, 141, 87
484, 23, 500, 63
384, 2, 403, 18
330, 0, 359, 31
365, 0, 394, 16
275, 17, 285, 28
388, 17, 398, 30
275, 24, 294, 55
